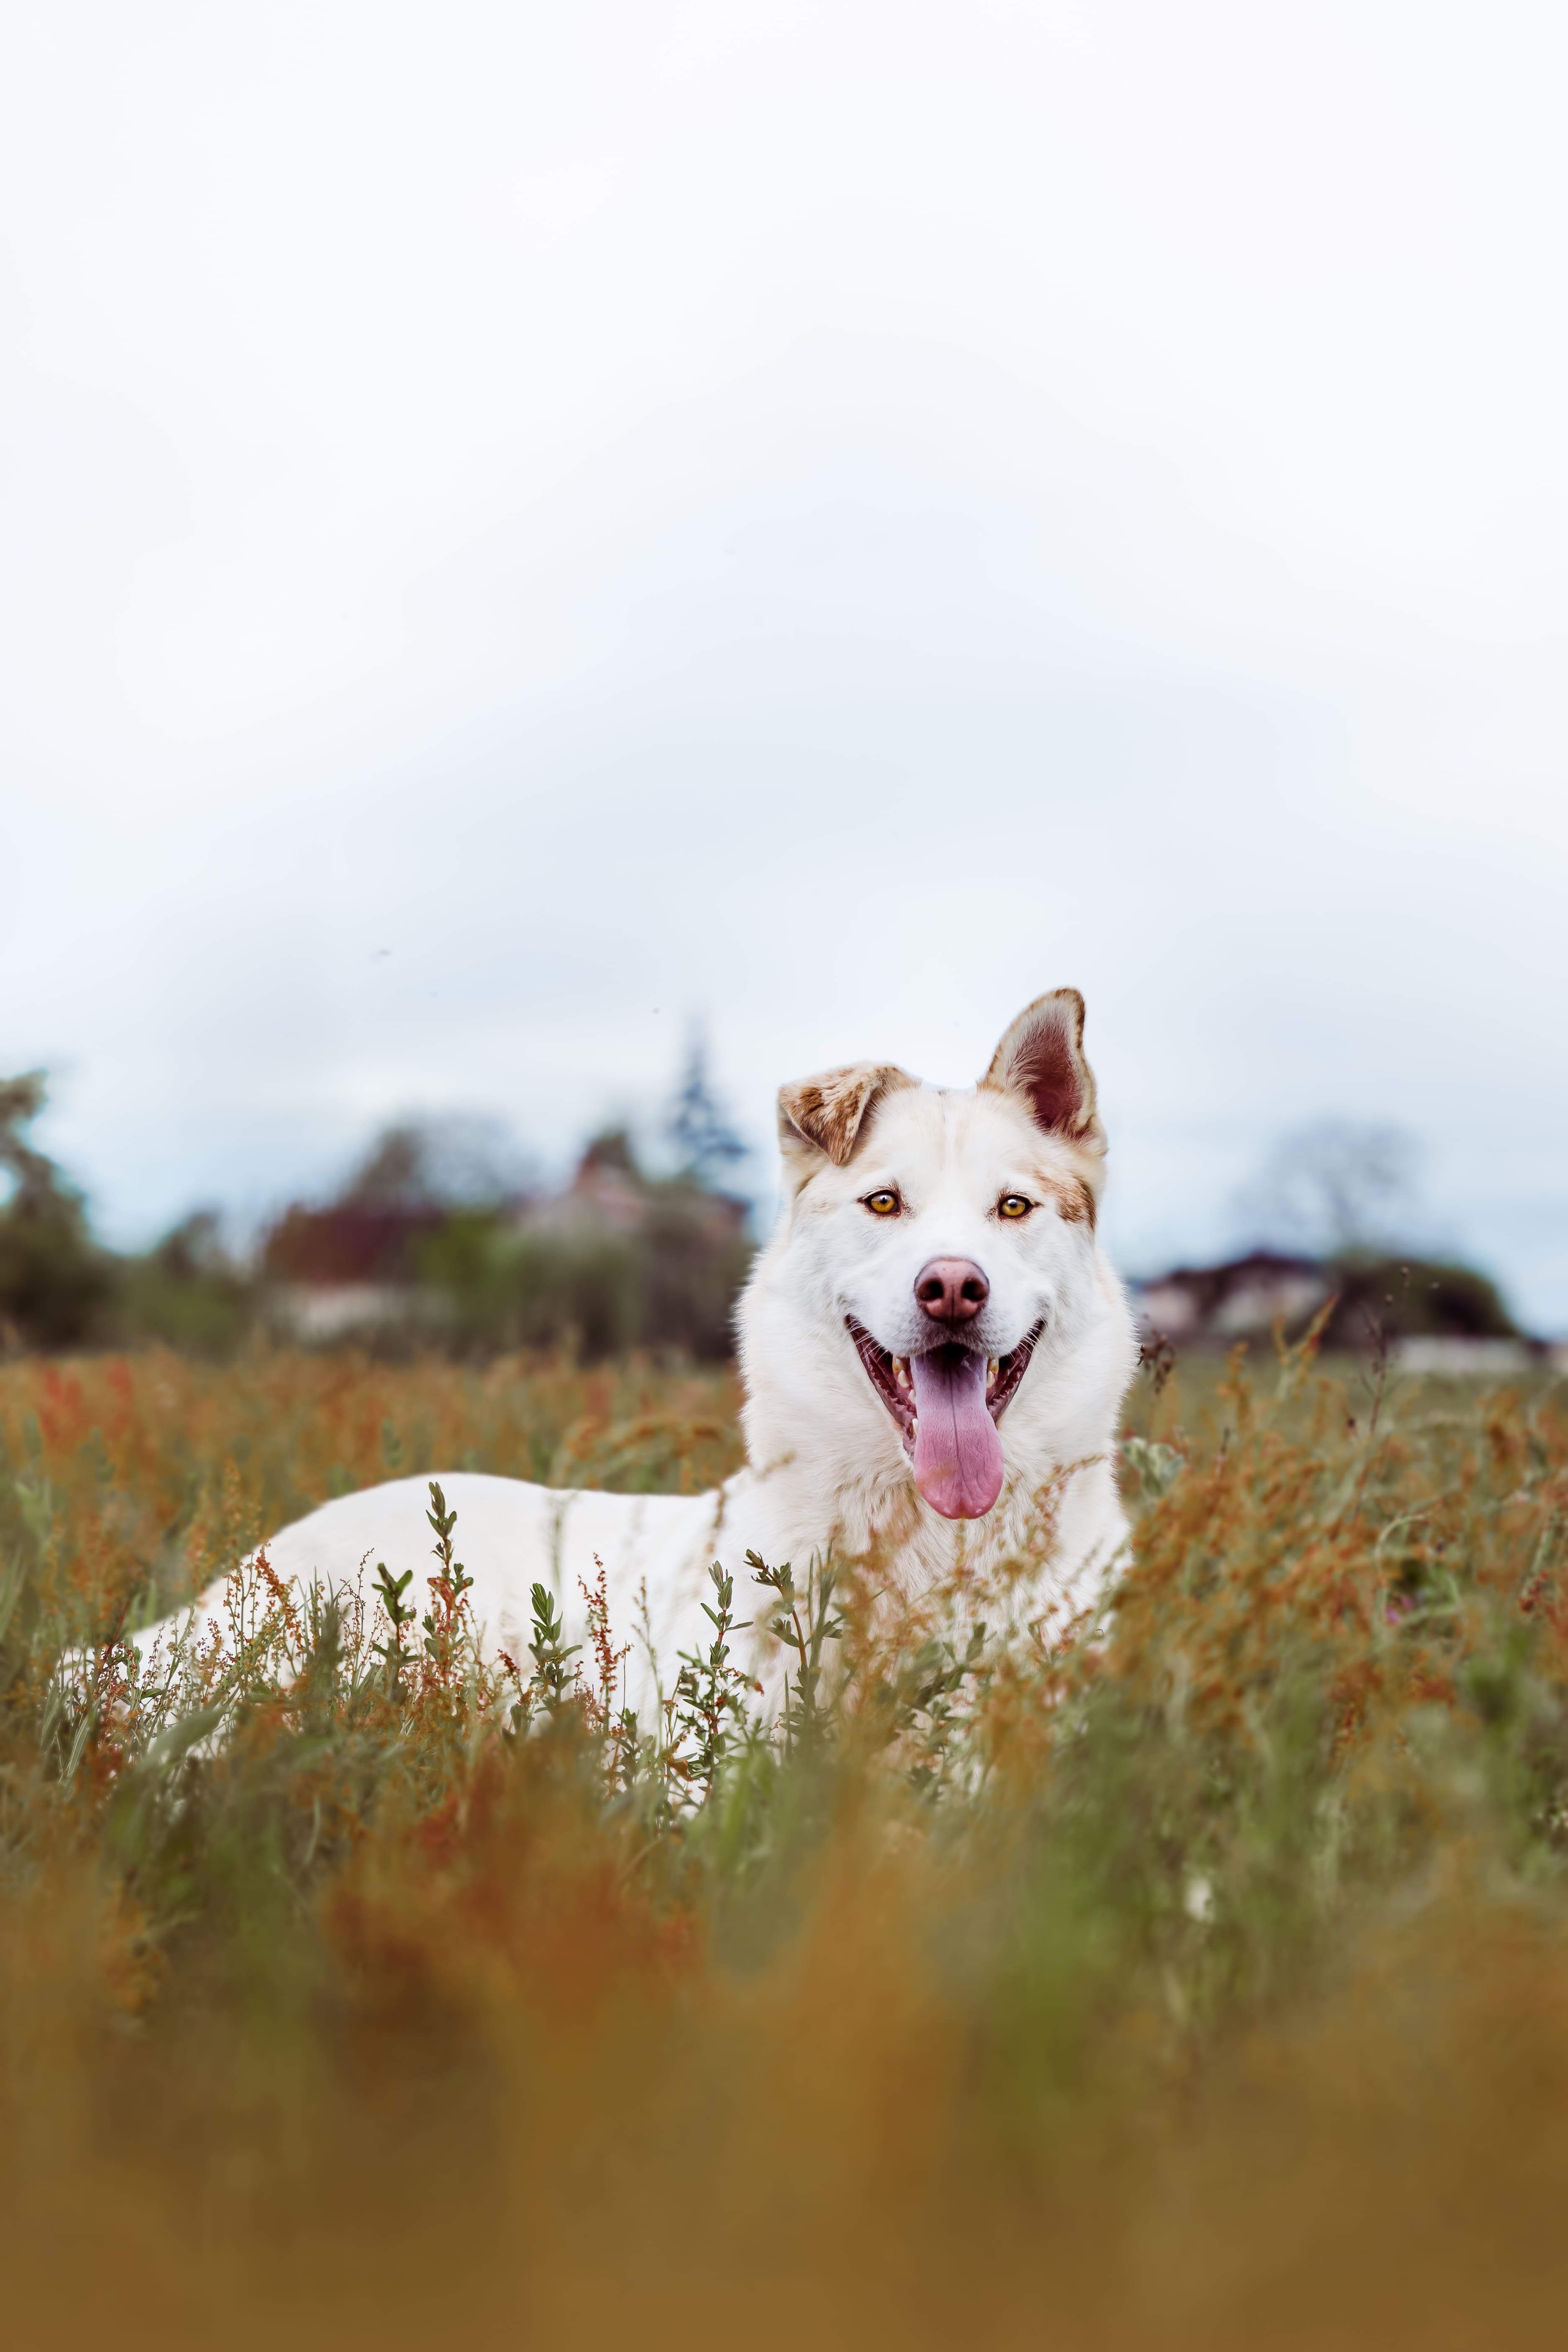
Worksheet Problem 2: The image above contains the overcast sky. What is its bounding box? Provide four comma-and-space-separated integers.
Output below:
3, 0, 1566, 1323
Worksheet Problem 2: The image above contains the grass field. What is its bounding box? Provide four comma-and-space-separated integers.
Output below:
3, 1337, 1568, 2348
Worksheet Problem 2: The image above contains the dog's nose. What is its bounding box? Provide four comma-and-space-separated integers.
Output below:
914, 1258, 989, 1325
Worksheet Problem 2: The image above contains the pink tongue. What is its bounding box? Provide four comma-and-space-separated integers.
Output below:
909, 1348, 1005, 1520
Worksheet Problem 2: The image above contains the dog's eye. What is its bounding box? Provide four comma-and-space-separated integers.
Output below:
863, 1189, 901, 1217
997, 1194, 1032, 1220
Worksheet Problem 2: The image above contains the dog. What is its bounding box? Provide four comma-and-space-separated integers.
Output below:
134, 991, 1137, 1716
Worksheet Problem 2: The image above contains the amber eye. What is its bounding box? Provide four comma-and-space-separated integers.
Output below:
863, 1189, 901, 1217
998, 1194, 1032, 1220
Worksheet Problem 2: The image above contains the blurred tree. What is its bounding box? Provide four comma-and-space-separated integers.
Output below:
0, 1074, 116, 1349
1225, 1118, 1524, 1346
1235, 1121, 1420, 1257
667, 1033, 748, 1191
1321, 1256, 1520, 1348
343, 1114, 530, 1209
118, 1211, 254, 1356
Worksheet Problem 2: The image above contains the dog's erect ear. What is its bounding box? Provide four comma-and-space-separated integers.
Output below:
982, 990, 1105, 1154
776, 1062, 916, 1187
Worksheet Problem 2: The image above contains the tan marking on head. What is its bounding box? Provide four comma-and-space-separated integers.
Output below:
776, 1061, 917, 1185
1038, 1170, 1097, 1227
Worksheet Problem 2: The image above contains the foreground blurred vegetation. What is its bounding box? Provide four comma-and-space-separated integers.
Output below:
3, 1336, 1568, 2344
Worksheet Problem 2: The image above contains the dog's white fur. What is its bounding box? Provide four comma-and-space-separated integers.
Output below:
134, 994, 1138, 1712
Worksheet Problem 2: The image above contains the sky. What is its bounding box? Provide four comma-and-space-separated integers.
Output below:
3, 0, 1566, 1323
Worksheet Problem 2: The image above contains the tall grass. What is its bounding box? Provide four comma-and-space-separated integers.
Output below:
2, 1337, 1568, 2348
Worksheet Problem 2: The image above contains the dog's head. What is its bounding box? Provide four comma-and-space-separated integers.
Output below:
771, 991, 1107, 1521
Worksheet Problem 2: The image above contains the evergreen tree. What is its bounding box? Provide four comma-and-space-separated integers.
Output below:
666, 1033, 747, 1190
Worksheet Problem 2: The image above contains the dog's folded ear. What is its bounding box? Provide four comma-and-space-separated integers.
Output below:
777, 1062, 916, 1184
982, 990, 1105, 1156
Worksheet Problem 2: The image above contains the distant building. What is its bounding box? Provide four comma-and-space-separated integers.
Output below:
261, 1199, 450, 1340
262, 1200, 446, 1287
1132, 1248, 1536, 1361
262, 1130, 750, 1346
510, 1131, 748, 1246
1133, 1252, 1329, 1346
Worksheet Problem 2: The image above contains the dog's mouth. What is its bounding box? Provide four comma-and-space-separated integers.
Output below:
846, 1317, 1045, 1522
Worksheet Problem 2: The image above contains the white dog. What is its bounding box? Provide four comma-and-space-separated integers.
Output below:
136, 992, 1137, 1716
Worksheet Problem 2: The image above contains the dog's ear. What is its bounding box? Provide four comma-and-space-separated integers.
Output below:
776, 1062, 916, 1187
982, 990, 1104, 1154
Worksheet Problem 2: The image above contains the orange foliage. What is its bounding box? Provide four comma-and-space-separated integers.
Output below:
0, 1341, 1566, 2346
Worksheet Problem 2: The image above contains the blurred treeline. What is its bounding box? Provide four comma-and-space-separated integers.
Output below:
0, 1070, 1532, 1364
0, 1056, 755, 1361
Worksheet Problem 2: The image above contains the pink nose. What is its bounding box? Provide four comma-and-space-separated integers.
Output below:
914, 1258, 989, 1325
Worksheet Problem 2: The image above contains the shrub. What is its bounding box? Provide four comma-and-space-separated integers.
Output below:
1322, 1249, 1521, 1345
